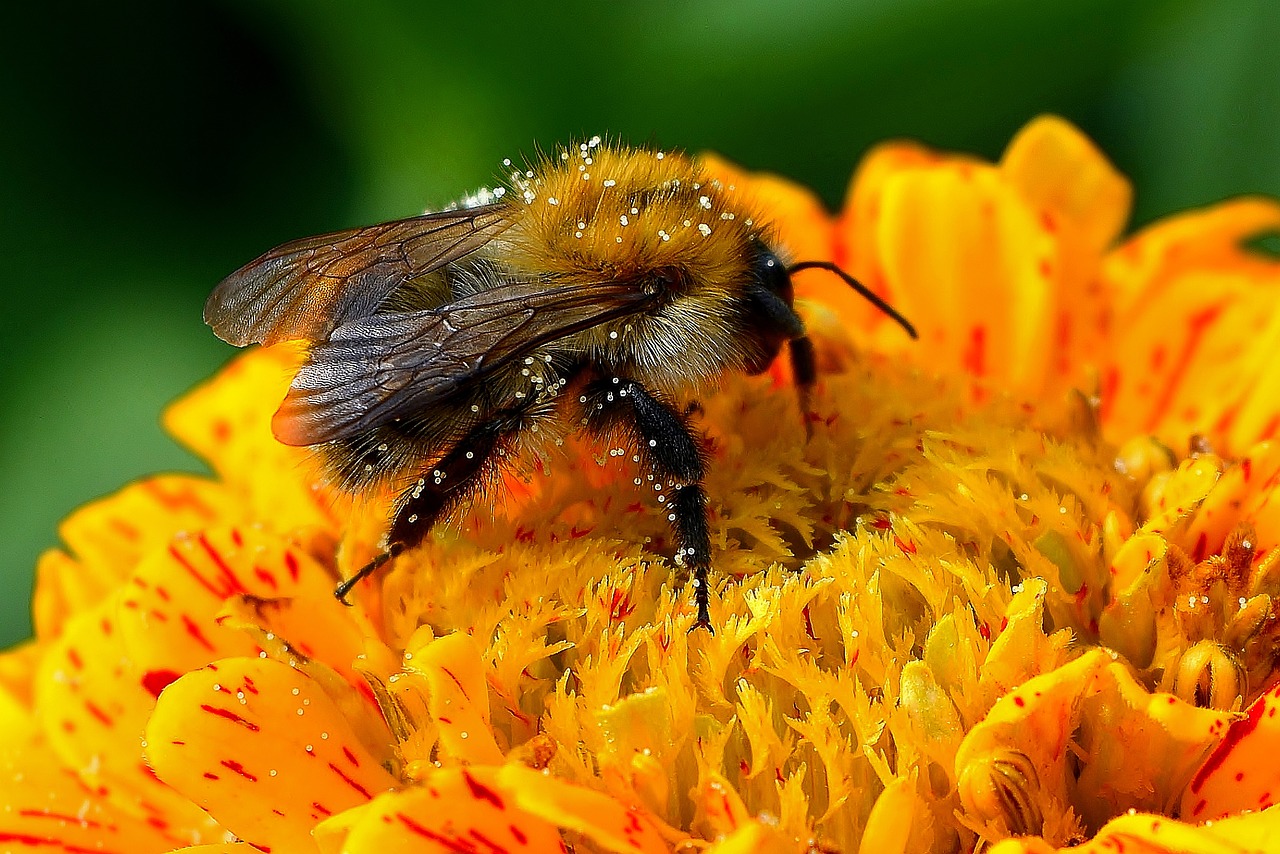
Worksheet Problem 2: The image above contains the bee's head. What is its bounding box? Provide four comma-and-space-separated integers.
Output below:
738, 239, 805, 374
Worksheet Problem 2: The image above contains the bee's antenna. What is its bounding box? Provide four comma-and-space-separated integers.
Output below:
788, 261, 918, 339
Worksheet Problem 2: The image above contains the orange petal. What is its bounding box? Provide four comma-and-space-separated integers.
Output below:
1102, 198, 1280, 452
116, 526, 339, 679
146, 657, 397, 852
163, 345, 341, 534
33, 475, 234, 640
322, 769, 566, 854
494, 764, 673, 854
868, 156, 1061, 399
836, 140, 943, 331
1180, 683, 1280, 820
1074, 662, 1234, 828
991, 810, 1280, 853
36, 593, 221, 837
0, 739, 212, 852
999, 115, 1131, 261
408, 631, 504, 766
1106, 197, 1280, 311
703, 820, 795, 854
999, 116, 1131, 382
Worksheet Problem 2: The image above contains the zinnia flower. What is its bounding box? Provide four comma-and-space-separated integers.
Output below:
6, 116, 1280, 853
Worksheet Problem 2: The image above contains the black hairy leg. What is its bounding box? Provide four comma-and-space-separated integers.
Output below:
334, 406, 528, 602
583, 375, 715, 631
788, 335, 817, 432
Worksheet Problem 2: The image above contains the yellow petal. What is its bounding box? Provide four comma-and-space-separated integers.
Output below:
145, 657, 397, 852
836, 141, 942, 331
999, 115, 1131, 261
322, 769, 567, 854
703, 820, 795, 854
1074, 662, 1235, 828
1102, 198, 1280, 453
36, 593, 221, 836
163, 345, 341, 534
860, 776, 924, 854
0, 738, 221, 851
495, 763, 674, 854
1180, 684, 1280, 821
408, 631, 505, 765
33, 475, 234, 640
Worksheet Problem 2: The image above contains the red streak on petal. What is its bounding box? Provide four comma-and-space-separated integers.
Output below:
203, 772, 219, 780
509, 825, 528, 845
168, 545, 225, 600
230, 527, 244, 547
198, 533, 246, 596
66, 648, 83, 670
181, 614, 216, 652
142, 669, 181, 698
254, 568, 278, 590
200, 704, 261, 731
242, 675, 259, 695
397, 813, 474, 852
1039, 209, 1057, 233
1145, 304, 1224, 432
1192, 532, 1210, 563
17, 809, 106, 829
143, 479, 215, 519
220, 759, 258, 782
284, 551, 300, 582
312, 802, 332, 817
84, 701, 113, 727
0, 832, 122, 854
1190, 692, 1268, 795
463, 771, 505, 809
342, 746, 359, 766
962, 326, 986, 377
328, 762, 373, 799
440, 667, 471, 702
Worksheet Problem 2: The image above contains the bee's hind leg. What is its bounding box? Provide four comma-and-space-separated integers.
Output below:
334, 406, 529, 603
582, 376, 715, 632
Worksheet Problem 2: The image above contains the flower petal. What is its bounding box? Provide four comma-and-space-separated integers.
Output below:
320, 769, 566, 854
36, 594, 223, 839
163, 346, 341, 534
0, 739, 211, 853
33, 476, 234, 640
145, 657, 397, 852
494, 764, 672, 854
408, 631, 504, 765
1102, 198, 1280, 452
1180, 683, 1280, 820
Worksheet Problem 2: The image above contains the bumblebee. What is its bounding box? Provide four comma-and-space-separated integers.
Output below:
205, 138, 915, 630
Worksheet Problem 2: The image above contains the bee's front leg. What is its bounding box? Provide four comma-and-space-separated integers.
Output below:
582, 375, 715, 632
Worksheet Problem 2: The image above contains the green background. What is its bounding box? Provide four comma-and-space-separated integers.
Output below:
2, 0, 1277, 646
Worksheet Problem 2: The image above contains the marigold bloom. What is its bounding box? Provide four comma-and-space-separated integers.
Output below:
5, 117, 1280, 853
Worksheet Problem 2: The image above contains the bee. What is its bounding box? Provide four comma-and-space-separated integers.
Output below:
205, 138, 916, 631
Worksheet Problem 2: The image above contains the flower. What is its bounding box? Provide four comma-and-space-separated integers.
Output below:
6, 117, 1280, 853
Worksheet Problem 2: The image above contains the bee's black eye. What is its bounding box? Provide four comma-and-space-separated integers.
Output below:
749, 240, 792, 299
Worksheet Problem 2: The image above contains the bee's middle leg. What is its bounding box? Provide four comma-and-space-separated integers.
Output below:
582, 376, 715, 632
335, 406, 528, 602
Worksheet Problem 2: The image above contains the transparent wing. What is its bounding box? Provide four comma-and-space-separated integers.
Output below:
204, 205, 513, 346
272, 279, 655, 446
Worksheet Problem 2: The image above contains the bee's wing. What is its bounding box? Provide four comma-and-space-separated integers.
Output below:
205, 205, 513, 346
271, 279, 655, 446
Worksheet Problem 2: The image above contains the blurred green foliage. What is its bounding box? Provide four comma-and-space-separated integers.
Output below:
2, 0, 1277, 646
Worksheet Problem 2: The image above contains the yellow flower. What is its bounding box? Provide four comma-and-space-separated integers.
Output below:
6, 117, 1280, 853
